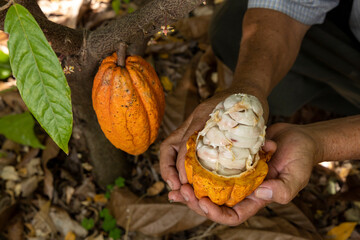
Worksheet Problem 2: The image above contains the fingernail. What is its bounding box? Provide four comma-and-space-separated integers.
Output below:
199, 202, 208, 214
166, 180, 173, 190
255, 187, 273, 200
182, 193, 189, 202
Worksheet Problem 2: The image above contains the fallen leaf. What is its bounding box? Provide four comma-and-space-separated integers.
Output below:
82, 162, 93, 171
65, 186, 75, 205
31, 201, 57, 238
326, 222, 357, 240
108, 188, 207, 236
49, 206, 88, 237
217, 228, 310, 240
146, 181, 165, 196
162, 53, 202, 136
1, 166, 19, 181
65, 231, 76, 240
21, 175, 43, 197
6, 213, 24, 240
24, 158, 43, 177
93, 194, 108, 204
0, 194, 17, 232
41, 137, 60, 199
75, 178, 96, 200
175, 15, 212, 42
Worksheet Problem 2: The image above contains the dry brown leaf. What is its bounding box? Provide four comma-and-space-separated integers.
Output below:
74, 178, 96, 200
49, 206, 88, 237
217, 228, 310, 240
109, 188, 207, 236
32, 201, 57, 238
162, 53, 202, 136
146, 181, 165, 196
6, 213, 24, 240
0, 194, 16, 232
0, 150, 16, 166
1, 90, 27, 113
93, 194, 107, 204
1, 166, 19, 181
175, 15, 212, 43
267, 202, 318, 233
1, 139, 20, 153
65, 231, 76, 240
20, 176, 43, 197
326, 222, 357, 240
65, 186, 75, 205
41, 137, 60, 199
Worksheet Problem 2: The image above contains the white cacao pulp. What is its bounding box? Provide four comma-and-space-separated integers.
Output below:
196, 94, 266, 176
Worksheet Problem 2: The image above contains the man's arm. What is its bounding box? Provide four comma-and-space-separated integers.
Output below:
306, 115, 360, 163
232, 8, 310, 116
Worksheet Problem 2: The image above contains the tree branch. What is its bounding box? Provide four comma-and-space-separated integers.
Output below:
0, 0, 203, 58
87, 0, 204, 58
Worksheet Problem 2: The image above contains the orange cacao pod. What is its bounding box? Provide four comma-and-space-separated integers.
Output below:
185, 94, 272, 207
92, 53, 165, 155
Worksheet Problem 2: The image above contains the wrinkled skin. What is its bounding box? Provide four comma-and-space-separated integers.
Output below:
160, 98, 318, 225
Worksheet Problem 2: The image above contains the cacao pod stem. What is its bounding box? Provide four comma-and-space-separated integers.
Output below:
117, 42, 127, 67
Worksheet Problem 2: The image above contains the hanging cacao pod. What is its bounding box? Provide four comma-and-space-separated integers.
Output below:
92, 53, 165, 155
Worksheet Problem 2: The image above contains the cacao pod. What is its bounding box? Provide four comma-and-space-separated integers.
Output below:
185, 94, 271, 207
92, 53, 165, 155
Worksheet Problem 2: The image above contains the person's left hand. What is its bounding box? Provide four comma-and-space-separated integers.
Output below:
171, 122, 320, 225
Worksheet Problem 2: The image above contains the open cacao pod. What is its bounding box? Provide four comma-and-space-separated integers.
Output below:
92, 53, 165, 155
185, 94, 272, 207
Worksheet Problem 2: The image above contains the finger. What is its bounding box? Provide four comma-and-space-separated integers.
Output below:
160, 142, 182, 190
160, 117, 194, 190
255, 176, 305, 204
176, 142, 189, 184
168, 190, 186, 203
263, 139, 277, 153
180, 184, 206, 217
197, 195, 267, 226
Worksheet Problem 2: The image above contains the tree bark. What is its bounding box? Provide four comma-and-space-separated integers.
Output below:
0, 0, 203, 187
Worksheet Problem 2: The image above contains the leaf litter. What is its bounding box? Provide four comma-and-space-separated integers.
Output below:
0, 0, 359, 239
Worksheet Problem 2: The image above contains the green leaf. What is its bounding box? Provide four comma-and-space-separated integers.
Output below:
127, 7, 135, 13
81, 218, 95, 230
107, 184, 114, 191
0, 112, 45, 149
123, 0, 130, 3
105, 191, 111, 199
4, 4, 73, 153
111, 0, 121, 14
115, 177, 125, 188
100, 208, 111, 219
102, 217, 117, 232
109, 228, 123, 240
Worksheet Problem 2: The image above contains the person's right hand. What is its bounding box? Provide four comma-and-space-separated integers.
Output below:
160, 89, 269, 217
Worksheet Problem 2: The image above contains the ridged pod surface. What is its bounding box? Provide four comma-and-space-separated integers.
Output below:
185, 133, 271, 207
92, 53, 165, 155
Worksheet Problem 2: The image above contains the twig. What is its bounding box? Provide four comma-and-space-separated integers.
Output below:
188, 222, 218, 240
124, 193, 148, 240
0, 0, 13, 11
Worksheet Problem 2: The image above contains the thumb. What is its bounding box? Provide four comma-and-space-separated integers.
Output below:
254, 178, 302, 204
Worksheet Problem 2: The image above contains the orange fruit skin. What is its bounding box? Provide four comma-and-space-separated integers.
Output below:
92, 53, 165, 155
185, 133, 271, 207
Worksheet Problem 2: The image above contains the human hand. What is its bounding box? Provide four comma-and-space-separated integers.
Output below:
160, 89, 269, 218
176, 122, 320, 225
